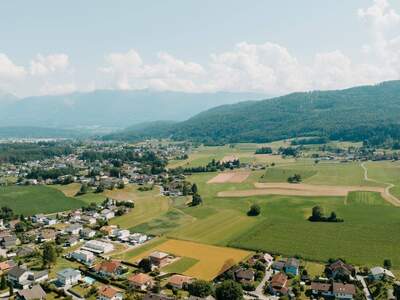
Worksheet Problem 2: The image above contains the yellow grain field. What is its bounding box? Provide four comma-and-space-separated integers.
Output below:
124, 239, 252, 280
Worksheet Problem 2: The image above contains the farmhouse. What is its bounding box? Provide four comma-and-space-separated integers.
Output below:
149, 251, 169, 267
128, 273, 154, 291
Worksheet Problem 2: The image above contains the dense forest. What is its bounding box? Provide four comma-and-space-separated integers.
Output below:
0, 142, 73, 163
104, 80, 400, 147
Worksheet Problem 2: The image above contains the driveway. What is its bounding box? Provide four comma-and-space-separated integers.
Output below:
357, 275, 373, 300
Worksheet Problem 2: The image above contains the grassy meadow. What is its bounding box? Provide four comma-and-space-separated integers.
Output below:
0, 185, 86, 215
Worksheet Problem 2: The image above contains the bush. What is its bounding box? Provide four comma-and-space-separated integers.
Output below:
247, 204, 261, 216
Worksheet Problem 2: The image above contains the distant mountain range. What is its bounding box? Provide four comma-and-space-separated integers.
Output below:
0, 90, 267, 131
104, 80, 400, 144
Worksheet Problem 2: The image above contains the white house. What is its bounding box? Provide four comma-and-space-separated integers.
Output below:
43, 218, 57, 226
83, 240, 114, 254
80, 215, 97, 225
101, 209, 115, 220
116, 230, 130, 241
80, 228, 96, 239
57, 268, 81, 286
129, 233, 147, 244
31, 214, 45, 223
65, 224, 83, 235
71, 249, 95, 265
369, 267, 396, 281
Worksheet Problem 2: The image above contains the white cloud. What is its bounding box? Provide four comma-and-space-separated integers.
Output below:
30, 53, 69, 76
100, 49, 204, 91
358, 0, 400, 28
0, 54, 26, 80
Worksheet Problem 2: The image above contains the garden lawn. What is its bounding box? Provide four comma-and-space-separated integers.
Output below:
161, 257, 199, 274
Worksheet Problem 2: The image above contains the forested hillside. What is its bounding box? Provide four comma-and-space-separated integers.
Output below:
105, 81, 400, 145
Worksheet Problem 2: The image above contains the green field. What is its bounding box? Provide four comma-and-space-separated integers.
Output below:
0, 185, 86, 215
170, 147, 400, 270
260, 161, 382, 186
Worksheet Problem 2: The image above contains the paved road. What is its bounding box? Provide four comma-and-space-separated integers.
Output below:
357, 275, 373, 300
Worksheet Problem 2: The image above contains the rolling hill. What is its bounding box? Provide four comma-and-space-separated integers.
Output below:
0, 90, 266, 129
104, 80, 400, 144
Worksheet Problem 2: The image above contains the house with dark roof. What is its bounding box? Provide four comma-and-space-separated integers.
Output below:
326, 260, 355, 280
234, 268, 255, 283
8, 266, 48, 289
8, 266, 31, 289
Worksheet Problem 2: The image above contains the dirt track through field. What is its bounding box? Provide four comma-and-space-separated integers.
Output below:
360, 163, 400, 206
218, 182, 400, 206
208, 171, 251, 183
218, 182, 385, 197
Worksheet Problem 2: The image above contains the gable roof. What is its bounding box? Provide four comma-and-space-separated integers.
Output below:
129, 273, 153, 285
235, 268, 255, 281
168, 274, 193, 286
328, 260, 355, 274
95, 260, 121, 274
311, 282, 332, 292
332, 283, 356, 295
17, 284, 46, 300
8, 265, 29, 278
271, 272, 288, 287
99, 285, 119, 298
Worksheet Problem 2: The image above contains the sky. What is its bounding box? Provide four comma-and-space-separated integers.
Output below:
1, 0, 400, 97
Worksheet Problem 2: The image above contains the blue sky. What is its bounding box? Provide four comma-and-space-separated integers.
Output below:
1, 0, 400, 97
